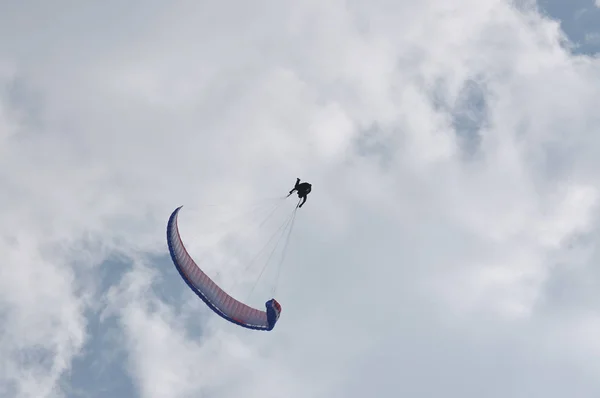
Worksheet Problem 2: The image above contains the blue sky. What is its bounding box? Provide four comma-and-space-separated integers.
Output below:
2, 1, 600, 398
539, 0, 600, 54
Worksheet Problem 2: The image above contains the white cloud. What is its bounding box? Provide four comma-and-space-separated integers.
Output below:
3, 0, 600, 397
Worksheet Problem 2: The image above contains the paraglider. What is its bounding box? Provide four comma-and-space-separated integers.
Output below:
166, 180, 310, 331
287, 178, 312, 208
166, 206, 282, 331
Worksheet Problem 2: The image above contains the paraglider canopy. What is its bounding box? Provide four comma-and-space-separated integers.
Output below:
166, 206, 283, 331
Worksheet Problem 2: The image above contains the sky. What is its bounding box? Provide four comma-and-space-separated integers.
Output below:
2, 1, 600, 397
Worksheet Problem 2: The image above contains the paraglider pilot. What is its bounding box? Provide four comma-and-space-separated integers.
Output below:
287, 178, 312, 208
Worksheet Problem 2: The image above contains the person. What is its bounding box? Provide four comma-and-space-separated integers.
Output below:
287, 178, 312, 208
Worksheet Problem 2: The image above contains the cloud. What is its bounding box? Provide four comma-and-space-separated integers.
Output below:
2, 0, 600, 397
